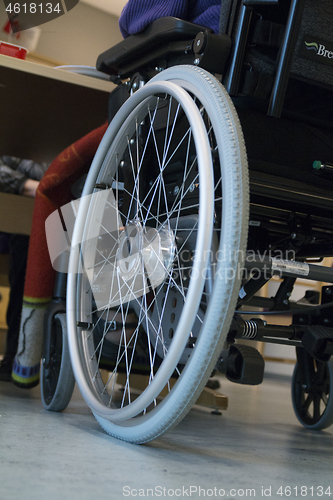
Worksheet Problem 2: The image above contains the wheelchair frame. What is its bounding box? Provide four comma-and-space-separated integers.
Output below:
42, 0, 333, 442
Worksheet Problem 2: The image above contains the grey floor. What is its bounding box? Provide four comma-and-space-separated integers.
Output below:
0, 374, 332, 500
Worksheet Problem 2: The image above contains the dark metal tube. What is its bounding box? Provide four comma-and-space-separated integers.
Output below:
245, 254, 333, 283
268, 0, 306, 117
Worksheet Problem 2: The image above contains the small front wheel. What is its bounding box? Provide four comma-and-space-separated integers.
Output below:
292, 349, 333, 430
41, 313, 75, 412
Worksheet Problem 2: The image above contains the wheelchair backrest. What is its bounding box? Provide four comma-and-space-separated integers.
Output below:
223, 0, 333, 118
291, 0, 333, 86
97, 0, 333, 123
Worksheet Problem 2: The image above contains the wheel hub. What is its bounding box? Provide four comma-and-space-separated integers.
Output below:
93, 220, 176, 309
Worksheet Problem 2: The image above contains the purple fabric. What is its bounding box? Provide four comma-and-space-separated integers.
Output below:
119, 0, 221, 38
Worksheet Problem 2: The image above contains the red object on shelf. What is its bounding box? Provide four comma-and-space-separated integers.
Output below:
3, 20, 12, 34
0, 41, 28, 59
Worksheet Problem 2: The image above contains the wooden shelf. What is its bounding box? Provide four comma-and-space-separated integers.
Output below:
26, 52, 65, 68
0, 54, 113, 163
0, 192, 35, 235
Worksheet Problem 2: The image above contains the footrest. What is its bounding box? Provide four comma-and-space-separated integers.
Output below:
219, 344, 265, 385
302, 325, 333, 362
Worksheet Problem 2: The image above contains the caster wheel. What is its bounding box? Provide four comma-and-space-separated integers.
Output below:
41, 313, 75, 412
292, 354, 333, 430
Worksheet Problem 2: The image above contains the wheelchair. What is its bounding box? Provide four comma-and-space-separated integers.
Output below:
41, 0, 333, 443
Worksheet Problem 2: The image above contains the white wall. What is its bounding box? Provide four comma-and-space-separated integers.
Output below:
0, 2, 123, 66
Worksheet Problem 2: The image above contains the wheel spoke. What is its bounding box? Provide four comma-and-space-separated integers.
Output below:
312, 392, 323, 422
302, 392, 313, 413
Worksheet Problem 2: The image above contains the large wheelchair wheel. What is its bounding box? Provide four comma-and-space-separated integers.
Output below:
41, 313, 75, 412
67, 66, 249, 443
292, 353, 333, 430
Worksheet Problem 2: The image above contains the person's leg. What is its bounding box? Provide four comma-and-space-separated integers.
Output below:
0, 234, 29, 381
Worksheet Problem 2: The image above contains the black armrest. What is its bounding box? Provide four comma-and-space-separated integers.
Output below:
96, 17, 211, 76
